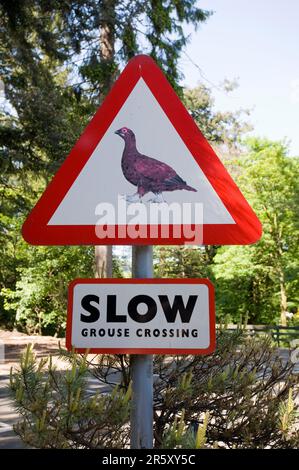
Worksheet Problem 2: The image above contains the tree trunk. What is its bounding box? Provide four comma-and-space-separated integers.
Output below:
95, 245, 113, 278
99, 0, 117, 96
94, 0, 117, 279
272, 214, 288, 326
279, 269, 288, 326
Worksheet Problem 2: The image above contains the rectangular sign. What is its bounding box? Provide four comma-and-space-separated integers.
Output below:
66, 278, 215, 355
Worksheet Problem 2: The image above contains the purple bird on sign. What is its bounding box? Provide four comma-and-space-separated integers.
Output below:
115, 127, 197, 203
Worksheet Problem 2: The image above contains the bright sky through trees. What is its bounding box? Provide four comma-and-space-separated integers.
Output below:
181, 0, 299, 156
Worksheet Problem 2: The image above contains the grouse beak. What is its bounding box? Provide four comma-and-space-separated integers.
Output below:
115, 129, 122, 137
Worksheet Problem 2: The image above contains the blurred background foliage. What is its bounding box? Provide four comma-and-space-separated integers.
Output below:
0, 0, 298, 334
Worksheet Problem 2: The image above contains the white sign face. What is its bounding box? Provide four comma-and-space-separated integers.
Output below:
49, 79, 234, 226
66, 279, 215, 355
22, 55, 261, 246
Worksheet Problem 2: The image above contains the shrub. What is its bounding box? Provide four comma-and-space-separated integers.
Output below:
10, 345, 131, 448
9, 329, 299, 449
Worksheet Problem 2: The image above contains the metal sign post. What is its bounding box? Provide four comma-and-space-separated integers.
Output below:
130, 245, 153, 449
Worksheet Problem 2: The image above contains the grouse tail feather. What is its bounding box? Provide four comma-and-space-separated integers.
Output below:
184, 185, 197, 192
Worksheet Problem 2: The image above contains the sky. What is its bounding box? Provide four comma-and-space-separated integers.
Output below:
180, 0, 299, 156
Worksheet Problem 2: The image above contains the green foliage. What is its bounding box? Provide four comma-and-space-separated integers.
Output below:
183, 84, 251, 148
214, 140, 299, 324
0, 0, 211, 332
161, 408, 210, 449
0, 3, 298, 332
154, 246, 215, 279
154, 139, 299, 325
2, 243, 94, 335
153, 329, 299, 448
213, 245, 279, 323
279, 388, 297, 437
9, 344, 131, 448
10, 331, 299, 449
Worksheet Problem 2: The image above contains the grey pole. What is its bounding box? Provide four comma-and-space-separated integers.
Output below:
130, 245, 153, 449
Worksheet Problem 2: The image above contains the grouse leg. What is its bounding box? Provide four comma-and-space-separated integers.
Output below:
121, 192, 142, 203
148, 192, 166, 203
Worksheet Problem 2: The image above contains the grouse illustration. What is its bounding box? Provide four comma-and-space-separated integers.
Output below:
115, 127, 197, 203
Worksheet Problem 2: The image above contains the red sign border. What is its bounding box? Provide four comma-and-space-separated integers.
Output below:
66, 278, 216, 355
22, 55, 262, 245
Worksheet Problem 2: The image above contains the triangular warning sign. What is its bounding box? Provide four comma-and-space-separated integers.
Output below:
22, 55, 262, 246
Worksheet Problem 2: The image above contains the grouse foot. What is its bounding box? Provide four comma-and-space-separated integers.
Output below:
147, 193, 166, 204
121, 193, 142, 203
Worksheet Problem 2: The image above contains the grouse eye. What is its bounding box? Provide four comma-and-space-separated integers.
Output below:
122, 128, 128, 134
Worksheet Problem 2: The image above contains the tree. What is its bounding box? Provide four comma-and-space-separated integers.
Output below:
214, 139, 299, 325
154, 139, 299, 326
2, 244, 94, 335
0, 0, 211, 172
183, 82, 251, 152
154, 245, 215, 280
153, 83, 252, 291
0, 0, 211, 329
